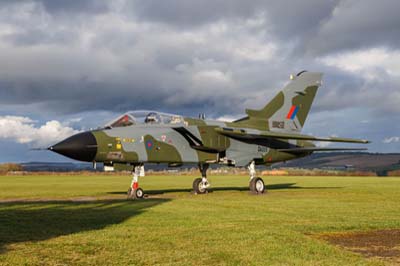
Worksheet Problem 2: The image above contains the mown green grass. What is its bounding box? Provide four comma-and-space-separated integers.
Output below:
0, 174, 399, 265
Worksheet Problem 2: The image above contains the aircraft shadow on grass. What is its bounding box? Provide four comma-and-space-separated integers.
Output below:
0, 198, 169, 254
107, 183, 343, 196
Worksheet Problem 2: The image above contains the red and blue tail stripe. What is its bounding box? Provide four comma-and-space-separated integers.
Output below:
286, 105, 299, 120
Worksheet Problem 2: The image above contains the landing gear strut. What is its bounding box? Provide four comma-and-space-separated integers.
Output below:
127, 164, 145, 199
193, 163, 210, 194
248, 161, 265, 194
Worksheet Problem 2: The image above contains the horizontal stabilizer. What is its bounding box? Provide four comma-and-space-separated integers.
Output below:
215, 127, 370, 144
277, 147, 367, 154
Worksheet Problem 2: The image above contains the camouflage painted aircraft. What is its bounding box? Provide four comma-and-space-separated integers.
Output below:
49, 71, 369, 198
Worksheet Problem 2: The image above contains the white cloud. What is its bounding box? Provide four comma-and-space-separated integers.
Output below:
0, 116, 80, 147
383, 136, 400, 144
319, 48, 400, 80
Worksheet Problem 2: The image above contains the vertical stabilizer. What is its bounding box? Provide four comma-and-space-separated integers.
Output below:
232, 71, 323, 132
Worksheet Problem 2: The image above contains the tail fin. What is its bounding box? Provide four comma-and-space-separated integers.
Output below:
232, 71, 323, 132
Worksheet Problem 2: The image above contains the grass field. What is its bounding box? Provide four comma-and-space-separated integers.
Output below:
0, 174, 399, 265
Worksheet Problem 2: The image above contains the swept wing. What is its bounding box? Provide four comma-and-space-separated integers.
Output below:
215, 127, 370, 144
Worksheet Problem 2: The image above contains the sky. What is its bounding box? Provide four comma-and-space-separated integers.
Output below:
0, 0, 400, 162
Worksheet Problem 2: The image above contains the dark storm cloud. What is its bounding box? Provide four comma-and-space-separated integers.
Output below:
130, 0, 335, 30
137, 0, 337, 41
0, 0, 110, 15
308, 0, 400, 55
39, 0, 109, 14
0, 0, 400, 117
129, 0, 338, 54
130, 0, 400, 55
4, 28, 77, 46
130, 0, 263, 27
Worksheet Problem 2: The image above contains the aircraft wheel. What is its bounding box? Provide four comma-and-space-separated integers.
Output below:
134, 188, 144, 199
127, 187, 134, 199
127, 187, 144, 199
193, 178, 207, 194
250, 177, 265, 194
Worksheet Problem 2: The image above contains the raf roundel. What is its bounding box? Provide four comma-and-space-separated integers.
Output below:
146, 140, 153, 150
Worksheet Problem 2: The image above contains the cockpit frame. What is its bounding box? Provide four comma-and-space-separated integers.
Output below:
104, 110, 186, 128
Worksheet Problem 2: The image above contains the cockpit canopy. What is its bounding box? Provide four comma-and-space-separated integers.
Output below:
104, 110, 185, 128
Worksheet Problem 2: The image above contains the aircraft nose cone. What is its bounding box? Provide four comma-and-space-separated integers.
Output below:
49, 132, 97, 162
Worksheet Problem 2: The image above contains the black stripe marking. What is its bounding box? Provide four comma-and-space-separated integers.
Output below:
172, 127, 203, 147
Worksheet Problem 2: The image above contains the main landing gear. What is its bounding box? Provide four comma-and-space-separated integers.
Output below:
127, 164, 145, 199
248, 161, 265, 194
192, 161, 265, 195
193, 163, 210, 194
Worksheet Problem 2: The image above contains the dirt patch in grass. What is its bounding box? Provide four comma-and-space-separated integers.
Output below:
319, 229, 400, 263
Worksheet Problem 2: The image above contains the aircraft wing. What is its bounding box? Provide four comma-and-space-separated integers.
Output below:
215, 127, 370, 144
276, 147, 367, 154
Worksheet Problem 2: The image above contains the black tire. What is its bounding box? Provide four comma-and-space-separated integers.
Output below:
134, 188, 144, 199
249, 178, 256, 193
127, 187, 134, 199
249, 177, 265, 194
193, 178, 207, 194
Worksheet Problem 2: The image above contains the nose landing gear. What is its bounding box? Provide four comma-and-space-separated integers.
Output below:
127, 164, 145, 199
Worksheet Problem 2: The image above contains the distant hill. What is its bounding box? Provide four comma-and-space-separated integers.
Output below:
274, 152, 400, 175
21, 162, 94, 172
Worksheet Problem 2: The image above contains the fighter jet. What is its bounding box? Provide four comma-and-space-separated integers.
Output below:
49, 71, 369, 198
